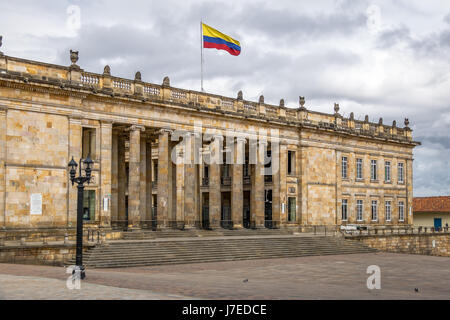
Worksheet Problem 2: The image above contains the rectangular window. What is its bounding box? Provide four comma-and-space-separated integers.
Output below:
357, 200, 363, 222
371, 160, 378, 181
82, 128, 96, 159
399, 201, 405, 222
154, 162, 158, 182
371, 200, 378, 221
385, 161, 391, 182
244, 156, 249, 177
342, 157, 348, 179
288, 151, 295, 175
385, 201, 392, 222
204, 165, 209, 178
288, 197, 296, 222
342, 199, 348, 221
356, 159, 363, 180
83, 190, 96, 221
398, 163, 404, 183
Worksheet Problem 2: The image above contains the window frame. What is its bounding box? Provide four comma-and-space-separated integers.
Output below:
399, 201, 405, 222
371, 160, 378, 181
342, 157, 348, 179
356, 200, 364, 222
398, 163, 404, 184
342, 199, 348, 221
385, 161, 391, 183
385, 201, 392, 222
288, 197, 297, 222
371, 200, 378, 221
356, 158, 363, 180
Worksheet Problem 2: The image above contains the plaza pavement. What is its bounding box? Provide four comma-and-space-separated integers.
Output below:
0, 252, 448, 300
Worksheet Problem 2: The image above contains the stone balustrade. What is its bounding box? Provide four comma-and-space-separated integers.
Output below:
0, 52, 416, 144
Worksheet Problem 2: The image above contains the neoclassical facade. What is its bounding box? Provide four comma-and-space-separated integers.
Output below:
0, 49, 420, 231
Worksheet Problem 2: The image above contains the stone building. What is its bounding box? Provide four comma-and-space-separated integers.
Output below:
0, 48, 420, 232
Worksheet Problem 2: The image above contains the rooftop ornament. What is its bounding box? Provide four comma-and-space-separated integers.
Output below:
299, 96, 306, 110
350, 112, 355, 121
237, 90, 243, 101
404, 118, 410, 130
0, 35, 3, 55
392, 120, 397, 128
103, 65, 111, 76
162, 76, 170, 87
364, 115, 369, 123
259, 95, 265, 104
69, 50, 79, 69
379, 118, 383, 125
280, 99, 285, 107
334, 103, 340, 115
135, 71, 142, 82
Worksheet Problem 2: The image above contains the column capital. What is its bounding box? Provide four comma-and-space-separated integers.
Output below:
126, 125, 146, 133
211, 134, 224, 142
158, 128, 173, 136
236, 136, 247, 144
100, 120, 114, 128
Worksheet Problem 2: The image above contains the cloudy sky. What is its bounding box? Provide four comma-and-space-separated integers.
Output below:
0, 0, 449, 196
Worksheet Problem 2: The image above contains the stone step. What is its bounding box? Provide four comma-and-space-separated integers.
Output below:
81, 250, 375, 268
67, 236, 376, 268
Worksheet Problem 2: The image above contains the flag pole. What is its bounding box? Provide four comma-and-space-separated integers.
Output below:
200, 20, 204, 92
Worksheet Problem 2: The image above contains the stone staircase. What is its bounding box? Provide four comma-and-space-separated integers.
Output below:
122, 228, 294, 240
71, 236, 377, 269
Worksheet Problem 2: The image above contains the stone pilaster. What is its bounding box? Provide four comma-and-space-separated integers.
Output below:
128, 125, 145, 230
117, 134, 126, 223
68, 117, 82, 228
406, 158, 413, 225
231, 137, 245, 229
139, 136, 147, 223
184, 133, 199, 228
111, 131, 119, 222
251, 140, 266, 228
0, 107, 6, 228
157, 129, 173, 229
99, 121, 113, 228
209, 135, 222, 229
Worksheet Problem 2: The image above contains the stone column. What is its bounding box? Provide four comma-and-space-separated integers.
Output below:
184, 133, 199, 228
139, 136, 147, 224
68, 117, 82, 228
146, 141, 152, 222
128, 125, 145, 230
272, 141, 281, 227
117, 134, 127, 224
99, 121, 113, 228
111, 131, 119, 223
406, 158, 413, 225
176, 145, 185, 229
0, 107, 6, 228
209, 135, 222, 229
280, 143, 288, 226
251, 140, 266, 228
231, 137, 245, 229
157, 129, 173, 229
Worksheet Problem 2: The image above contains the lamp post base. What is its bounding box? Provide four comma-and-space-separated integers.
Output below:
72, 265, 86, 280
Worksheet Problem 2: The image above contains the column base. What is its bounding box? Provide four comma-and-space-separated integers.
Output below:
128, 226, 142, 232
232, 224, 244, 230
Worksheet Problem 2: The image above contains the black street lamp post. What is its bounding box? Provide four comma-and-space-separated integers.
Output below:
68, 155, 94, 280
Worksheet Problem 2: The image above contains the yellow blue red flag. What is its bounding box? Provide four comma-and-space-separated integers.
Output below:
202, 23, 241, 56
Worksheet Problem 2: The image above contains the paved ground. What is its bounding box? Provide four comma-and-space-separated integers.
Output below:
0, 252, 448, 300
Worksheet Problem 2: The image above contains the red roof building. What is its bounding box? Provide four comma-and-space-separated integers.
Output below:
413, 196, 450, 228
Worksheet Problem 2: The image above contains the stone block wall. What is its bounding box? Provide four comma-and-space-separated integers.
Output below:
349, 233, 450, 257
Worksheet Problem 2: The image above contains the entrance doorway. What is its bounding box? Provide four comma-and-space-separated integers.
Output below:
434, 218, 442, 230
221, 192, 232, 229
265, 190, 273, 229
202, 193, 210, 230
243, 191, 251, 229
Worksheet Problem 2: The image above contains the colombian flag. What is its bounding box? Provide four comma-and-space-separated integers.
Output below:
202, 23, 241, 56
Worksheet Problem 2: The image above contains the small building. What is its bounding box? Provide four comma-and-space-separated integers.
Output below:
413, 196, 450, 229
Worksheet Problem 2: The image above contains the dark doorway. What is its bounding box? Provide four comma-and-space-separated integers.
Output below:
221, 192, 232, 229
243, 191, 251, 229
202, 193, 210, 230
265, 190, 273, 228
